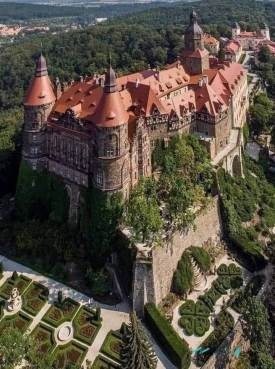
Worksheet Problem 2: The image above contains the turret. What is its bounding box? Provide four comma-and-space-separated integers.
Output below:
184, 10, 204, 52
260, 23, 270, 40
93, 64, 130, 198
22, 54, 56, 171
232, 22, 240, 39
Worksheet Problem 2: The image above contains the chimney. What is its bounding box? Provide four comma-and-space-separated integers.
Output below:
61, 82, 68, 92
135, 79, 139, 88
198, 79, 203, 87
157, 70, 161, 82
79, 75, 83, 82
54, 77, 61, 99
202, 75, 208, 84
122, 83, 126, 90
70, 79, 74, 86
99, 77, 104, 86
147, 64, 151, 69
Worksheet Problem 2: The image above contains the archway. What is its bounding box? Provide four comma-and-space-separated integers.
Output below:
232, 155, 242, 176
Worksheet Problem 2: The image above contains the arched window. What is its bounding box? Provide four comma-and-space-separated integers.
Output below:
96, 171, 104, 185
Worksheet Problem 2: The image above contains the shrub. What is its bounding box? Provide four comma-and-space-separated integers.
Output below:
230, 235, 266, 269
11, 271, 19, 281
245, 226, 259, 241
195, 300, 211, 317
196, 310, 234, 366
86, 268, 110, 297
188, 246, 211, 272
179, 300, 195, 316
57, 290, 63, 304
194, 316, 210, 336
217, 275, 231, 290
217, 264, 228, 275
178, 315, 194, 336
51, 262, 63, 277
198, 295, 214, 312
0, 262, 3, 275
206, 287, 221, 305
42, 287, 49, 298
120, 322, 127, 336
228, 263, 241, 276
213, 280, 227, 295
173, 252, 193, 295
230, 276, 244, 289
95, 308, 101, 322
145, 303, 191, 369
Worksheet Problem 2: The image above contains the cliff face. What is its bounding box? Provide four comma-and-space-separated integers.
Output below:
132, 196, 224, 316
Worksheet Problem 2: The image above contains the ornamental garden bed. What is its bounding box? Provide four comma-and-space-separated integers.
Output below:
22, 282, 48, 316
0, 311, 32, 333
42, 297, 80, 327
179, 300, 210, 337
92, 355, 120, 369
53, 340, 87, 368
31, 323, 56, 354
0, 274, 32, 300
100, 330, 123, 363
73, 305, 101, 345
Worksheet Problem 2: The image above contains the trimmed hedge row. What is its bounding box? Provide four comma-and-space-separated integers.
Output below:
179, 300, 195, 316
73, 306, 102, 346
92, 354, 120, 369
145, 303, 191, 369
100, 330, 123, 363
42, 297, 80, 327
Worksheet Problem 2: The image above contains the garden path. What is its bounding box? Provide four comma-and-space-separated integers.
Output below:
0, 254, 172, 369
172, 254, 250, 351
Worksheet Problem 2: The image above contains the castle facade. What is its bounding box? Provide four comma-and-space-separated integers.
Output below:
21, 11, 248, 221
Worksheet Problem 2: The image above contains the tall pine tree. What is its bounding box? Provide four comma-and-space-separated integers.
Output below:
120, 311, 157, 369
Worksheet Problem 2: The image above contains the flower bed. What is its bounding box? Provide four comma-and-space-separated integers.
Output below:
53, 340, 87, 368
91, 355, 120, 369
0, 274, 31, 300
31, 323, 56, 354
100, 330, 123, 363
179, 300, 195, 316
73, 305, 101, 345
22, 282, 48, 316
0, 311, 32, 333
42, 297, 80, 327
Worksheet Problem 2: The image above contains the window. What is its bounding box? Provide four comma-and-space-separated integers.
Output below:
96, 171, 103, 185
150, 140, 156, 149
82, 178, 86, 185
34, 147, 39, 154
106, 149, 114, 157
31, 147, 35, 154
32, 162, 37, 170
67, 172, 70, 179
33, 135, 37, 141
220, 141, 223, 148
32, 180, 35, 187
205, 131, 208, 135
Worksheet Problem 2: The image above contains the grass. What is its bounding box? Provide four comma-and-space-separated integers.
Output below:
238, 53, 246, 64
0, 310, 32, 333
42, 297, 80, 327
73, 305, 102, 346
0, 274, 32, 300
100, 330, 123, 363
22, 281, 48, 316
247, 75, 253, 85
31, 323, 56, 354
53, 340, 88, 368
92, 355, 120, 369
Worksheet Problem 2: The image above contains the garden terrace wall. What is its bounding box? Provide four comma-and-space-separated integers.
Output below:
132, 197, 223, 315
145, 302, 191, 369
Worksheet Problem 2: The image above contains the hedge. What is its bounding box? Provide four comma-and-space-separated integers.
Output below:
188, 246, 211, 272
145, 303, 191, 369
179, 300, 195, 316
178, 316, 194, 336
73, 306, 102, 346
217, 275, 231, 290
217, 264, 228, 275
228, 263, 241, 275
196, 310, 235, 366
195, 300, 211, 317
194, 316, 210, 337
230, 276, 243, 289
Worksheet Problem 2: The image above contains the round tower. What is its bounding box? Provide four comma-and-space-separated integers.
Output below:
22, 54, 56, 171
232, 22, 240, 39
184, 10, 204, 52
93, 65, 130, 198
261, 23, 270, 41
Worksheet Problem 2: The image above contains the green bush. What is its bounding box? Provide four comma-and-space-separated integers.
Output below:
195, 300, 211, 317
145, 303, 191, 369
86, 268, 111, 297
206, 287, 221, 305
188, 246, 211, 272
261, 205, 275, 228
196, 310, 234, 366
120, 322, 127, 336
194, 316, 210, 337
12, 271, 19, 281
230, 276, 244, 289
198, 295, 214, 312
57, 290, 63, 304
217, 275, 231, 290
179, 300, 195, 316
178, 315, 194, 336
213, 280, 227, 295
228, 263, 241, 275
0, 262, 3, 275
245, 226, 259, 241
217, 264, 228, 275
51, 262, 62, 276
42, 287, 49, 298
95, 307, 101, 322
173, 252, 193, 295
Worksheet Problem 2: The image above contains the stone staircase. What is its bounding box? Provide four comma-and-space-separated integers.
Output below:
190, 256, 207, 291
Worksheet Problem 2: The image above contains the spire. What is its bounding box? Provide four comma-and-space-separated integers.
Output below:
190, 10, 198, 23
104, 64, 118, 93
35, 54, 48, 77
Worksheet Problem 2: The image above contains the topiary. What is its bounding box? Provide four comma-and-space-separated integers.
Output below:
230, 276, 244, 289
95, 307, 101, 322
179, 300, 195, 316
228, 263, 241, 276
0, 262, 3, 275
178, 315, 194, 336
120, 322, 127, 336
217, 275, 231, 290
195, 300, 211, 317
194, 316, 210, 336
57, 290, 63, 304
217, 264, 228, 275
188, 246, 211, 272
42, 287, 49, 298
11, 271, 19, 281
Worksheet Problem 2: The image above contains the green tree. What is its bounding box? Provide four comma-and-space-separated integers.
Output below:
0, 328, 25, 369
258, 45, 272, 64
24, 336, 54, 369
120, 311, 157, 369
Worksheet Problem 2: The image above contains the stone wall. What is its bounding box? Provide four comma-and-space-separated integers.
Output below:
132, 196, 223, 315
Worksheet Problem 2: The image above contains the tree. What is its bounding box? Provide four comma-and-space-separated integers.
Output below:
218, 46, 225, 60
24, 336, 54, 369
120, 311, 157, 369
0, 328, 25, 369
258, 45, 272, 64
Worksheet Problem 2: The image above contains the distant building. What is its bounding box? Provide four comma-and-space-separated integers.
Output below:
224, 39, 242, 62
254, 39, 275, 65
232, 21, 270, 50
0, 27, 23, 37
203, 34, 219, 55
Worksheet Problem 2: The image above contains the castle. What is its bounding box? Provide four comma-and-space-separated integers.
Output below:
22, 11, 248, 222
232, 21, 270, 50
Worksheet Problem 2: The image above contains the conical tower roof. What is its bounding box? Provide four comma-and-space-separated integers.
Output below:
93, 65, 128, 127
23, 54, 56, 106
185, 10, 203, 36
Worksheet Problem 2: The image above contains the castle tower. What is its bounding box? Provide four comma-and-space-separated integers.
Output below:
260, 23, 270, 40
93, 64, 130, 198
232, 22, 240, 39
22, 54, 56, 171
180, 11, 209, 74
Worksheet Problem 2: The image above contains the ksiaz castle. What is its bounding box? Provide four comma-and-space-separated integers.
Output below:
21, 11, 249, 222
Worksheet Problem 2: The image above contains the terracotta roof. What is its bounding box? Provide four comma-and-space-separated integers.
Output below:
204, 34, 219, 46
237, 31, 264, 39
254, 40, 275, 57
116, 69, 156, 91
224, 40, 241, 55
194, 83, 227, 116
23, 55, 56, 106
180, 48, 209, 59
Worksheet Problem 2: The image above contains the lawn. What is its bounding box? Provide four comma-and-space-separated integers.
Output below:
100, 330, 123, 363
